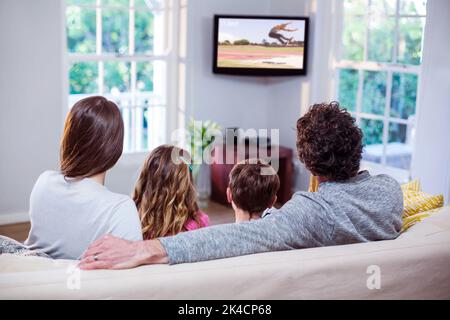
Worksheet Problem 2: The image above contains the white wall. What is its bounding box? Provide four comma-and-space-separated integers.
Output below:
0, 0, 64, 222
411, 0, 450, 203
105, 154, 145, 197
266, 0, 318, 191
186, 0, 272, 129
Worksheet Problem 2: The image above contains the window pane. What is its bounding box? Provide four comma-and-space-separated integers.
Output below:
104, 62, 131, 93
388, 122, 408, 143
103, 0, 129, 7
390, 73, 418, 119
368, 16, 395, 62
361, 118, 384, 145
362, 71, 386, 115
397, 17, 425, 65
344, 0, 368, 15
135, 0, 165, 9
137, 62, 154, 92
342, 16, 366, 61
69, 62, 98, 94
400, 0, 427, 15
361, 118, 384, 164
66, 6, 96, 53
135, 10, 154, 54
387, 122, 413, 169
370, 0, 396, 15
135, 0, 147, 7
102, 9, 129, 54
338, 69, 359, 112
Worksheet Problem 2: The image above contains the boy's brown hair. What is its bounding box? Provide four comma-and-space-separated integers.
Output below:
228, 159, 280, 214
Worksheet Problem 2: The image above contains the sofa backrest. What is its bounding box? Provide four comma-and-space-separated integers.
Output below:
1, 207, 449, 299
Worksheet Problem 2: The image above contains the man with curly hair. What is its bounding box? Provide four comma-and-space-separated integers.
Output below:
80, 102, 403, 269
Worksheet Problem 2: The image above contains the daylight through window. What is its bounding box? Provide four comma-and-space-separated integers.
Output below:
334, 0, 427, 173
66, 0, 169, 153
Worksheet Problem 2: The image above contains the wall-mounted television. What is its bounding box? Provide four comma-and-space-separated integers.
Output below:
213, 15, 309, 76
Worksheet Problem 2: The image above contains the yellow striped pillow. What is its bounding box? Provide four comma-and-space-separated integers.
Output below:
401, 179, 444, 217
401, 179, 421, 192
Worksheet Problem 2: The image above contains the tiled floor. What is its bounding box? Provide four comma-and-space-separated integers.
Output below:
0, 201, 235, 242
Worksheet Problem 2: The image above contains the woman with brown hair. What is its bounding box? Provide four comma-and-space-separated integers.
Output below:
25, 96, 142, 259
133, 145, 209, 239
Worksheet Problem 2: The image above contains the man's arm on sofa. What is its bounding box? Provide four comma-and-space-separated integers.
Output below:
158, 194, 332, 264
79, 195, 327, 269
79, 216, 296, 269
80, 216, 299, 269
159, 215, 300, 264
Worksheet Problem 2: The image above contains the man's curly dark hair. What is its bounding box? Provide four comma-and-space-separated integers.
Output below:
296, 102, 363, 181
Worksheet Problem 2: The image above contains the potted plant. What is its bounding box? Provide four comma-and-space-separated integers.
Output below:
187, 118, 221, 208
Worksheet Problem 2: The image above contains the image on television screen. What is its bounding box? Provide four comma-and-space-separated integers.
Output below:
214, 15, 308, 76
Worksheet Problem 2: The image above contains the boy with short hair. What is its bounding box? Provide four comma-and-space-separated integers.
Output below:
226, 159, 280, 222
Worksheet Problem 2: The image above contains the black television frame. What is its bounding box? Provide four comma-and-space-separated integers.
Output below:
213, 14, 309, 76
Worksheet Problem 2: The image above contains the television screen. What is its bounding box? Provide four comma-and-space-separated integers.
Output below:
213, 15, 309, 76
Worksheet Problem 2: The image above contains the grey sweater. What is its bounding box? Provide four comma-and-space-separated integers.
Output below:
159, 171, 404, 264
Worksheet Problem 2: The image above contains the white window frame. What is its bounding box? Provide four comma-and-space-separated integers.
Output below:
65, 0, 184, 155
329, 0, 427, 182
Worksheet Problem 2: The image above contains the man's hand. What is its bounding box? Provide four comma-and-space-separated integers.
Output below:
78, 235, 169, 270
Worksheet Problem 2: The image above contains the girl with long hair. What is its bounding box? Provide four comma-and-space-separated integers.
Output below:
133, 145, 209, 239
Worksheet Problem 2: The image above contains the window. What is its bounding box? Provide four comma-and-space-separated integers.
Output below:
333, 0, 427, 178
65, 0, 173, 153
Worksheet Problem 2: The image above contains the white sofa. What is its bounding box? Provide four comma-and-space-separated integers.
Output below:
1, 206, 450, 300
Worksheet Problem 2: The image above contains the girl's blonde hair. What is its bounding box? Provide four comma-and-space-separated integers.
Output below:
133, 145, 200, 239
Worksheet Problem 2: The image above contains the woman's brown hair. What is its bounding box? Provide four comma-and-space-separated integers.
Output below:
60, 96, 124, 178
133, 145, 201, 239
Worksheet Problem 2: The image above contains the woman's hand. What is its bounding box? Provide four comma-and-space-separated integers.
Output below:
79, 235, 168, 270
